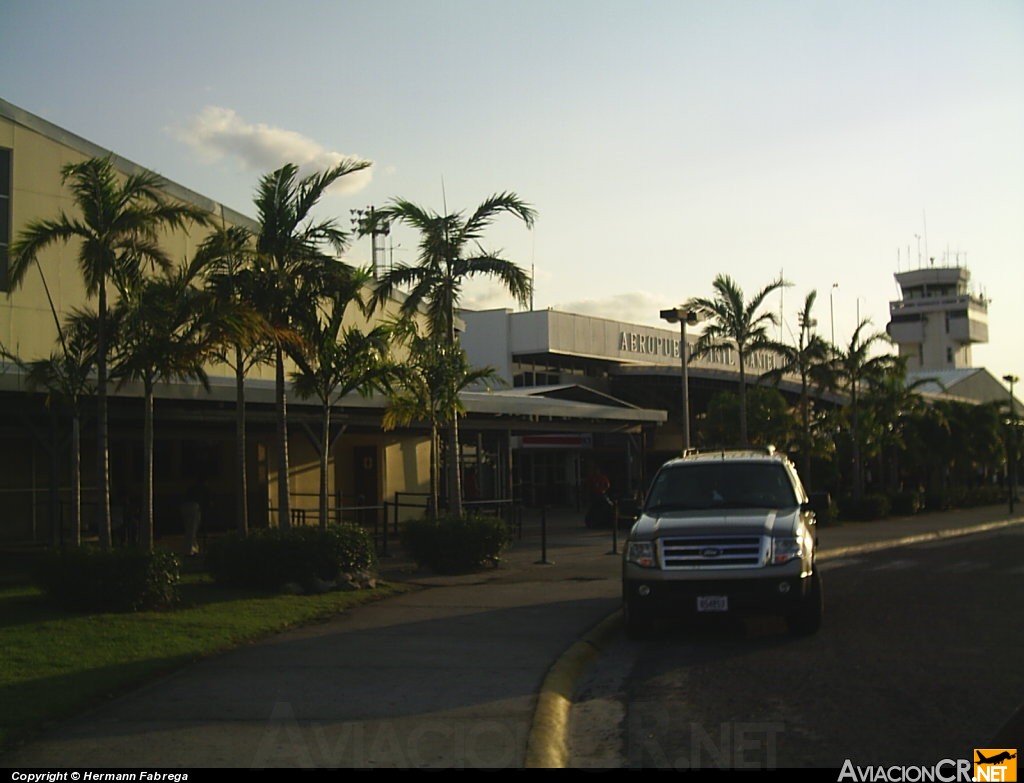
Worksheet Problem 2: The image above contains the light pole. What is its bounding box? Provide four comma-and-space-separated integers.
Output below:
830, 283, 838, 346
350, 206, 390, 279
661, 307, 702, 452
1004, 374, 1019, 514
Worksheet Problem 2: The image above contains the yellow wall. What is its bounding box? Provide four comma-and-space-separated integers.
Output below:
385, 435, 432, 523
1, 114, 230, 367
0, 105, 434, 540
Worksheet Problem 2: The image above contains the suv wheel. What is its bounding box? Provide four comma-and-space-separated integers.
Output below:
623, 598, 652, 639
786, 569, 823, 636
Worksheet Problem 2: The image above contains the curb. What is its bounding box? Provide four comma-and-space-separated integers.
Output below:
524, 609, 624, 768
817, 516, 1024, 561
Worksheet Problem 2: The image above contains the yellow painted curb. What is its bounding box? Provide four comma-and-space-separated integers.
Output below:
524, 610, 623, 768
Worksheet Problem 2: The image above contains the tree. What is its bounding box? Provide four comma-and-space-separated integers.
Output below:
859, 357, 932, 494
107, 260, 213, 550
831, 318, 895, 499
368, 192, 535, 517
686, 274, 790, 446
252, 160, 371, 529
8, 156, 209, 548
697, 387, 795, 450
289, 265, 393, 527
1, 318, 95, 546
199, 226, 277, 536
382, 322, 500, 518
760, 290, 835, 485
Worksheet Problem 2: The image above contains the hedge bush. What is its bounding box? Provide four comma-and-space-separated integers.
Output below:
925, 486, 1005, 513
400, 514, 510, 575
838, 493, 891, 522
205, 524, 378, 592
890, 491, 924, 516
36, 546, 181, 612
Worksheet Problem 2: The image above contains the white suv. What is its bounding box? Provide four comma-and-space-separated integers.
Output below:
622, 447, 824, 637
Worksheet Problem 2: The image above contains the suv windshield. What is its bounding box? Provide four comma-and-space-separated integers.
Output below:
645, 462, 798, 511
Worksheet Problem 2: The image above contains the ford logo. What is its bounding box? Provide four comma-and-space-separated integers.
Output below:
701, 548, 722, 558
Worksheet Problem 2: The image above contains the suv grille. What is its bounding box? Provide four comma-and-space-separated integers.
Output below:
659, 535, 768, 569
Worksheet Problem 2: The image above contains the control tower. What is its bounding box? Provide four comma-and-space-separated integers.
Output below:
886, 265, 988, 370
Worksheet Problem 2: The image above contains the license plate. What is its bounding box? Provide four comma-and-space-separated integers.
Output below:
697, 595, 728, 612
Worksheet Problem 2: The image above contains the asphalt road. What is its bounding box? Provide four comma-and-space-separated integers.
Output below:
568, 526, 1024, 769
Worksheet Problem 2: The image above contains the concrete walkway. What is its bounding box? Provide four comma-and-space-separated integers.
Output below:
4, 503, 1022, 769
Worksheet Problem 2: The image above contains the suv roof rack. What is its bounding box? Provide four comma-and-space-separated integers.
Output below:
679, 444, 778, 458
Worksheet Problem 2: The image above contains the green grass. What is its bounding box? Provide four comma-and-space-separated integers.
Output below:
0, 574, 414, 756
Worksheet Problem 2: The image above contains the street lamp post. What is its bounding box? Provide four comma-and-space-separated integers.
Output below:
661, 307, 702, 452
1004, 374, 1019, 514
830, 283, 838, 346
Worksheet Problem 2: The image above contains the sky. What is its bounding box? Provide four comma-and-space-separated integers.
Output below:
2, 0, 1023, 389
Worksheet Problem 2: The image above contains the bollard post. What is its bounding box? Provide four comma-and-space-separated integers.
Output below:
609, 500, 619, 555
381, 501, 389, 557
535, 504, 554, 565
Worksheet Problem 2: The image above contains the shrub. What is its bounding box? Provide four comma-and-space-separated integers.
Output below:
924, 491, 952, 513
400, 514, 510, 575
838, 493, 891, 522
36, 546, 180, 612
890, 491, 924, 516
924, 486, 1004, 512
205, 524, 378, 592
963, 485, 1005, 507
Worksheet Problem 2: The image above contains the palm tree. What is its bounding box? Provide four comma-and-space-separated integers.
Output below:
289, 265, 393, 527
108, 261, 213, 550
760, 290, 835, 484
831, 318, 895, 499
1, 318, 95, 546
382, 322, 500, 518
199, 226, 276, 536
368, 192, 535, 517
252, 160, 371, 529
7, 156, 209, 548
686, 274, 789, 446
859, 357, 932, 494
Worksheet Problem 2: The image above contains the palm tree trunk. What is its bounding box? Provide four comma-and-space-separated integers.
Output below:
737, 352, 749, 446
800, 378, 812, 486
275, 345, 291, 529
428, 419, 439, 519
141, 377, 154, 551
48, 412, 60, 547
97, 281, 112, 549
447, 309, 463, 518
447, 417, 463, 517
235, 345, 248, 536
71, 409, 81, 547
851, 388, 863, 500
319, 401, 330, 528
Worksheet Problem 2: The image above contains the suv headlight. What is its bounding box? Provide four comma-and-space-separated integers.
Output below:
625, 541, 656, 568
771, 536, 804, 565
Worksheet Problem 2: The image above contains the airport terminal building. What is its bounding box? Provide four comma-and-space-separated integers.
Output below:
1, 96, 1018, 545
0, 98, 668, 544
460, 307, 798, 505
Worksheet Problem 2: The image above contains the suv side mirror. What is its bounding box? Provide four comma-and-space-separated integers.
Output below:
805, 491, 832, 524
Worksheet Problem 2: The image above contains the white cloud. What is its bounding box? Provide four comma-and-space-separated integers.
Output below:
174, 106, 372, 194
460, 290, 674, 328
551, 291, 668, 327
460, 284, 530, 312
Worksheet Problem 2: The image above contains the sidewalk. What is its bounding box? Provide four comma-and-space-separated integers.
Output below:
4, 504, 1022, 769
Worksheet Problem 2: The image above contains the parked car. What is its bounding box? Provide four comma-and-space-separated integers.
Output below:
622, 447, 824, 638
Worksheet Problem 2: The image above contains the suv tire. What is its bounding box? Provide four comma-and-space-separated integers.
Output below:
623, 598, 652, 639
786, 569, 824, 636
